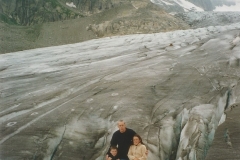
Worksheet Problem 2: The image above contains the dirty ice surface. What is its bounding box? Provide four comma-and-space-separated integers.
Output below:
1, 23, 240, 160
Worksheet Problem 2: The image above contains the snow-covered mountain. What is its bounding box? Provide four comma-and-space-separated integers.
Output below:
151, 0, 240, 12
214, 0, 240, 11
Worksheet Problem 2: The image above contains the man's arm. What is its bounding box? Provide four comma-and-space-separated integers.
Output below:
106, 132, 118, 156
110, 132, 118, 146
106, 155, 112, 160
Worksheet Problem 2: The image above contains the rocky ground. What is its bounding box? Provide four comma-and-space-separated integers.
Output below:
1, 22, 240, 160
205, 104, 240, 160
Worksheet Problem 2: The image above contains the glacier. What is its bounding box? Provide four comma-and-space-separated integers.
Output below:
0, 22, 240, 160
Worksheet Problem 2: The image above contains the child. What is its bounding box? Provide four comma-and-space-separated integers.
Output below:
106, 146, 120, 160
128, 134, 147, 160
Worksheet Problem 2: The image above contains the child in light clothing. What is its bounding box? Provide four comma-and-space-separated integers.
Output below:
128, 134, 147, 160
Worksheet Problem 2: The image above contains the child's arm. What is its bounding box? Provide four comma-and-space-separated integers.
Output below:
139, 145, 147, 160
128, 146, 136, 160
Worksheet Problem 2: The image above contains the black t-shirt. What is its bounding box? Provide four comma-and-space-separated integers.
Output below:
107, 128, 136, 159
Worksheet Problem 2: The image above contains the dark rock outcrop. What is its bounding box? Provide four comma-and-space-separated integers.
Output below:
0, 0, 81, 25
59, 0, 118, 13
205, 103, 240, 160
0, 0, 133, 25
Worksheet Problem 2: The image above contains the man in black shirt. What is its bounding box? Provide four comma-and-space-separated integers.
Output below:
106, 120, 136, 160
